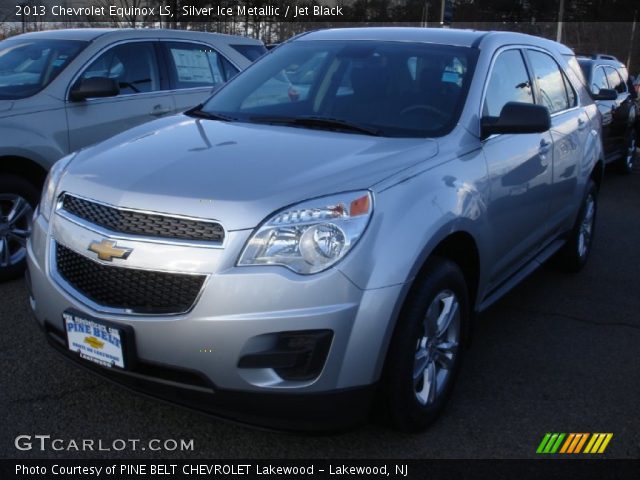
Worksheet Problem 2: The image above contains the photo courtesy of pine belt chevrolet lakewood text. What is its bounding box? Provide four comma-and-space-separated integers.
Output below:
27, 28, 605, 431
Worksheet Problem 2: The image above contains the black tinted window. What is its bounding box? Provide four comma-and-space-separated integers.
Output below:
528, 50, 570, 114
81, 42, 160, 95
483, 49, 533, 117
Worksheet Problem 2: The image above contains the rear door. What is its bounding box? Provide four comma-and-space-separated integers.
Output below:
481, 48, 554, 288
526, 49, 588, 236
589, 65, 616, 156
66, 41, 174, 151
161, 41, 239, 113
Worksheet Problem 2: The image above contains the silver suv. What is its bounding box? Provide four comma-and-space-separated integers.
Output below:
0, 28, 265, 280
28, 28, 603, 432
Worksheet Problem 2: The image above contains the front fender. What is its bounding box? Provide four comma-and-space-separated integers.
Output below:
0, 111, 68, 170
338, 148, 490, 294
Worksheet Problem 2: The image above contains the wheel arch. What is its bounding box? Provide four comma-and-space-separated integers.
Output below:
0, 155, 48, 190
374, 229, 481, 382
590, 158, 605, 191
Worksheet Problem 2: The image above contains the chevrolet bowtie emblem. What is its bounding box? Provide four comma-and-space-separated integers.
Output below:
84, 336, 104, 349
88, 239, 132, 262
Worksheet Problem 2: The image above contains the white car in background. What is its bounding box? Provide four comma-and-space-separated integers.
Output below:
0, 28, 265, 280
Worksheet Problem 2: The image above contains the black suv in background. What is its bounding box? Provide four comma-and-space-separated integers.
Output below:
578, 54, 638, 173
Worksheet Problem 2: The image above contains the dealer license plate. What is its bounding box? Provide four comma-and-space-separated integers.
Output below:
63, 312, 126, 369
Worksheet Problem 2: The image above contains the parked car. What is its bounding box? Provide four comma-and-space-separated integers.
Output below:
28, 28, 604, 432
0, 28, 265, 281
577, 54, 637, 173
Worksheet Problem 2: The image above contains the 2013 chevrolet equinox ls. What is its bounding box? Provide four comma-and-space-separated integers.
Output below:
28, 28, 603, 432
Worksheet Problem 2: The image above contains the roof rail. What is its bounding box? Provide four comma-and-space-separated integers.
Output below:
576, 52, 620, 62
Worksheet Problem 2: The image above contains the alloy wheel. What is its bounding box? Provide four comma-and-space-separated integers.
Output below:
0, 194, 33, 268
625, 133, 637, 170
413, 290, 461, 406
577, 193, 595, 259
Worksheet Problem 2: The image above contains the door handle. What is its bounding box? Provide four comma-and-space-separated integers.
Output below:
577, 118, 588, 131
539, 139, 552, 155
150, 105, 172, 116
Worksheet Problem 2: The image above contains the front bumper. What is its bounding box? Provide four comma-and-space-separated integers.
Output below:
27, 210, 403, 430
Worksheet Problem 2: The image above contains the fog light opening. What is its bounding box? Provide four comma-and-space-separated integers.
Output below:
238, 330, 333, 381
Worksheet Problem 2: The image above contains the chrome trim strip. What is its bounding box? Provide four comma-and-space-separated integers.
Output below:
57, 192, 226, 249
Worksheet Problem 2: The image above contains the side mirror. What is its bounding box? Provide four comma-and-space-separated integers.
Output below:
481, 102, 551, 138
592, 88, 617, 101
69, 77, 119, 102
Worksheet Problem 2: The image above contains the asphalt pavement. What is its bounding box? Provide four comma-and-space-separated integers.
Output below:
1, 161, 639, 460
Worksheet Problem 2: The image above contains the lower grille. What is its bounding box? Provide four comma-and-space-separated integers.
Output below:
55, 243, 205, 315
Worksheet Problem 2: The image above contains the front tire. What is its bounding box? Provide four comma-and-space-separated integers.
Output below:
380, 257, 469, 432
555, 180, 597, 273
0, 175, 38, 282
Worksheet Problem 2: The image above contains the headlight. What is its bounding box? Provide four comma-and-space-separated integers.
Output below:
40, 154, 74, 221
238, 191, 373, 274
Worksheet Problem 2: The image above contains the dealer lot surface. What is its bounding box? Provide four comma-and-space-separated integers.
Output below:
1, 164, 639, 459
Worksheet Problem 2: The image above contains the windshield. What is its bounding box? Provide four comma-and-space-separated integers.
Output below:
201, 40, 478, 138
0, 39, 87, 99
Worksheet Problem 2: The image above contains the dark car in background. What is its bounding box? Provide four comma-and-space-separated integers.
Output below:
578, 54, 638, 173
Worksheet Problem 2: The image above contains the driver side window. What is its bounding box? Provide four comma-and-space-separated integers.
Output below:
483, 49, 534, 118
79, 42, 160, 96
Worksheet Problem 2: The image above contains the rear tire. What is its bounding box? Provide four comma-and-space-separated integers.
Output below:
380, 257, 469, 432
0, 175, 39, 282
555, 180, 597, 273
618, 128, 637, 174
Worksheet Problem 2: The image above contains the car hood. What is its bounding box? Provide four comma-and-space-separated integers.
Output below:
62, 116, 438, 230
0, 101, 14, 113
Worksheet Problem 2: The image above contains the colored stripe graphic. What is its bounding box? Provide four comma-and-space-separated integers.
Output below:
536, 433, 552, 454
597, 434, 613, 453
559, 433, 575, 453
584, 433, 614, 454
573, 433, 589, 453
537, 433, 613, 454
537, 433, 565, 454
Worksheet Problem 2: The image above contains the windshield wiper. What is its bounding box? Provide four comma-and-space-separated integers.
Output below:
185, 104, 233, 122
248, 115, 382, 136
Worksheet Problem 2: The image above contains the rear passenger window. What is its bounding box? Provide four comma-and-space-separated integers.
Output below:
563, 74, 577, 107
528, 50, 572, 114
605, 67, 626, 94
166, 42, 227, 88
591, 67, 609, 95
220, 56, 239, 80
80, 42, 160, 95
483, 49, 533, 117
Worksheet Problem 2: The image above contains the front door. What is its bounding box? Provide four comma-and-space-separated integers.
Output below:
481, 48, 554, 289
66, 41, 175, 151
